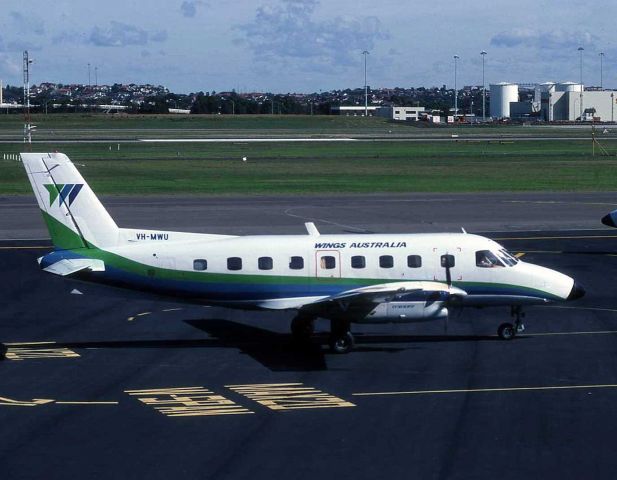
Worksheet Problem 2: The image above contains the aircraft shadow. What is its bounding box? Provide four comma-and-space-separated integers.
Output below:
0, 319, 508, 370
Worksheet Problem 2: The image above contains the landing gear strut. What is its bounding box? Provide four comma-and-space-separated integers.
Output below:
291, 314, 315, 344
497, 306, 526, 340
329, 319, 354, 354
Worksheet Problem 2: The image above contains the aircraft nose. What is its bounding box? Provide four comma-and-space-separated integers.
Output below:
567, 281, 586, 301
602, 213, 617, 228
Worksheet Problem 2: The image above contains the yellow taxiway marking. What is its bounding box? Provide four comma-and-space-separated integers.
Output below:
531, 330, 617, 337
4, 346, 80, 361
514, 252, 525, 258
0, 397, 54, 407
125, 386, 253, 417
539, 305, 617, 314
353, 384, 617, 397
227, 383, 355, 410
3, 341, 57, 346
493, 234, 617, 241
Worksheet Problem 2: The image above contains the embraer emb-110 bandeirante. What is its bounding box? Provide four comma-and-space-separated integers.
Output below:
21, 153, 585, 353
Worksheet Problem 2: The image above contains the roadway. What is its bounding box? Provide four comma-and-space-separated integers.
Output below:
2, 194, 617, 479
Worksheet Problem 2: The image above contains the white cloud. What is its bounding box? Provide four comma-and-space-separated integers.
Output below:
237, 0, 389, 71
87, 22, 167, 47
491, 29, 597, 51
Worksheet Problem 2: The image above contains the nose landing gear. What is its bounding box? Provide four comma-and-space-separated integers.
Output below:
498, 306, 526, 340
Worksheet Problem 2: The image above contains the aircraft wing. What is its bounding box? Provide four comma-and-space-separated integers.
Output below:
298, 281, 467, 317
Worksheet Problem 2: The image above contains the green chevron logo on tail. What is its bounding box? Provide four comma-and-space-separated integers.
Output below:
43, 183, 84, 207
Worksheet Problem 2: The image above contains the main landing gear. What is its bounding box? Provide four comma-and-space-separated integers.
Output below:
497, 306, 526, 340
290, 314, 355, 354
328, 319, 354, 354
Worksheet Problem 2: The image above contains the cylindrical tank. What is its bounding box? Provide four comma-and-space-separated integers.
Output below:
490, 82, 519, 118
540, 82, 556, 93
555, 82, 583, 92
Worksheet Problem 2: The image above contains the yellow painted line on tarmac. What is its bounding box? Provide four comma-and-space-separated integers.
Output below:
493, 234, 617, 241
514, 252, 525, 258
353, 384, 617, 397
539, 305, 617, 313
5, 347, 80, 361
3, 341, 57, 346
504, 200, 617, 206
125, 386, 253, 417
530, 330, 617, 337
227, 383, 355, 410
0, 397, 54, 406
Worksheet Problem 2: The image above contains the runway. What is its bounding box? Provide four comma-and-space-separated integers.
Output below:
2, 195, 617, 479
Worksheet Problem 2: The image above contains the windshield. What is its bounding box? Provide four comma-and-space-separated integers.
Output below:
475, 250, 505, 268
498, 248, 519, 266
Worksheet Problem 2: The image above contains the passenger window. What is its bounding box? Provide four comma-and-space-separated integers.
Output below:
475, 250, 504, 268
227, 257, 242, 271
258, 257, 273, 270
193, 259, 207, 271
289, 256, 304, 270
351, 255, 366, 269
407, 255, 422, 268
321, 256, 336, 269
379, 255, 394, 268
441, 254, 455, 268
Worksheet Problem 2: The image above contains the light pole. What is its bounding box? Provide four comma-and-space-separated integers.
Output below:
88, 63, 91, 87
481, 51, 487, 122
453, 55, 459, 120
578, 46, 584, 121
599, 52, 605, 89
362, 50, 369, 117
95, 66, 98, 87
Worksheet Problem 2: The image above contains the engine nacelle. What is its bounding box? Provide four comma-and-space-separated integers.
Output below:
358, 301, 449, 324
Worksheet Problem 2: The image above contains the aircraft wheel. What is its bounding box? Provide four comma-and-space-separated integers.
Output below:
498, 322, 516, 340
291, 315, 314, 343
329, 331, 355, 354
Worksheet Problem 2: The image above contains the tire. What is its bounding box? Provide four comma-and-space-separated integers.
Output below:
498, 322, 516, 340
329, 331, 355, 354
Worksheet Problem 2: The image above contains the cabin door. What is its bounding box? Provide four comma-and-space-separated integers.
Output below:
315, 250, 341, 279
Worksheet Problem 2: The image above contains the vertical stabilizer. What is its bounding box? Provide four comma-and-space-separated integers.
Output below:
21, 152, 119, 249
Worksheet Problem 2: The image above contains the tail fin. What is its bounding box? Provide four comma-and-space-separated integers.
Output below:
21, 152, 119, 250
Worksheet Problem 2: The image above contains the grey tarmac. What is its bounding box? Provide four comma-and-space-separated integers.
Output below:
1, 193, 617, 479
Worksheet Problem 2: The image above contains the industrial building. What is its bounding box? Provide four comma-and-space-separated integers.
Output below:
490, 81, 617, 122
330, 105, 379, 116
376, 106, 426, 121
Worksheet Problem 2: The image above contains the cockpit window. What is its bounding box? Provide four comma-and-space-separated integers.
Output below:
476, 250, 505, 268
498, 249, 519, 266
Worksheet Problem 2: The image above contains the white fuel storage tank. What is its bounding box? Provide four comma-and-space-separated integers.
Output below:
490, 82, 519, 119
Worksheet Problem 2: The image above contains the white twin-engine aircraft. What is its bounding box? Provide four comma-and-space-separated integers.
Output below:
22, 153, 585, 353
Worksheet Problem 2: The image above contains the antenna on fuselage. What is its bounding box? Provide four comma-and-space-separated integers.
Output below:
461, 227, 467, 234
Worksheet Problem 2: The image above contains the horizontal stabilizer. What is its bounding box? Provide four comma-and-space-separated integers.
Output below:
39, 258, 105, 277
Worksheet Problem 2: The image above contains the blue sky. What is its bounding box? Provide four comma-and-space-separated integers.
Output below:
0, 0, 615, 93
